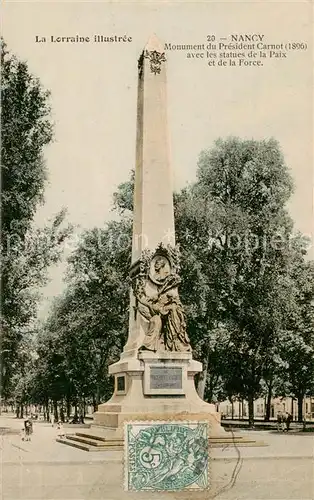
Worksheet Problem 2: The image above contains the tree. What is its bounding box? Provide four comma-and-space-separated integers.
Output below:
277, 259, 314, 421
7, 335, 39, 418
1, 41, 72, 397
201, 326, 231, 403
278, 331, 314, 421
175, 137, 297, 425
1, 39, 52, 240
34, 220, 131, 413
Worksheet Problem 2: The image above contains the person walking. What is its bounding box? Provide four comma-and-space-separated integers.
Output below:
277, 411, 284, 432
57, 421, 65, 439
20, 427, 25, 441
24, 419, 33, 441
285, 412, 293, 432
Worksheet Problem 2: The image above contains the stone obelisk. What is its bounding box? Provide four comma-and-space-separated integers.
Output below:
94, 35, 223, 435
124, 33, 175, 358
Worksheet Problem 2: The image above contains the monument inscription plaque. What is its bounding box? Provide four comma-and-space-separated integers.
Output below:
143, 362, 185, 396
150, 366, 182, 390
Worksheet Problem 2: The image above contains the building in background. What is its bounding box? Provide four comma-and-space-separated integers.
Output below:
218, 396, 314, 421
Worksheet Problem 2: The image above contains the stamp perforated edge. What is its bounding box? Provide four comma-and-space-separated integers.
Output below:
123, 419, 211, 492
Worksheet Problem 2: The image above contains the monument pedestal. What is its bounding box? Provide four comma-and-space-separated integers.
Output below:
93, 352, 224, 436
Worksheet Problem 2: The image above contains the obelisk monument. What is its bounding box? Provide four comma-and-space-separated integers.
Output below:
94, 35, 222, 435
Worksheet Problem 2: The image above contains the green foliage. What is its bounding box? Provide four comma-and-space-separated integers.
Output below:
1, 39, 52, 240
197, 137, 293, 215
277, 259, 314, 402
1, 41, 72, 397
65, 221, 132, 354
279, 330, 314, 398
31, 221, 132, 406
112, 170, 134, 214
175, 138, 298, 411
174, 137, 314, 425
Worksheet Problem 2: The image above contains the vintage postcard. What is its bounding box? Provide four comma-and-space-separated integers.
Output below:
1, 1, 313, 499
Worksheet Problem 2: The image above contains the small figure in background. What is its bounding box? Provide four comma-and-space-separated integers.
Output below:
24, 419, 33, 441
277, 411, 284, 432
285, 412, 293, 432
57, 421, 65, 439
20, 427, 25, 441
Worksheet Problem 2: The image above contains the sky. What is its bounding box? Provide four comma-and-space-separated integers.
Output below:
3, 0, 313, 315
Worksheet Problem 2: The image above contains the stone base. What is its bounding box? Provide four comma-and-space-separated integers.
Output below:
93, 409, 223, 438
93, 352, 226, 437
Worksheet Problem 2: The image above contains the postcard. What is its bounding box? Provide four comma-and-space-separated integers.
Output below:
1, 1, 313, 499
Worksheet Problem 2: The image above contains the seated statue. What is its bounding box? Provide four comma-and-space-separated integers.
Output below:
137, 291, 191, 353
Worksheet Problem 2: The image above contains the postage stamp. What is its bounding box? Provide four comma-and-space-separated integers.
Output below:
123, 420, 210, 491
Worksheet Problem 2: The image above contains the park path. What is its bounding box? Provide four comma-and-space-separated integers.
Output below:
1, 415, 314, 500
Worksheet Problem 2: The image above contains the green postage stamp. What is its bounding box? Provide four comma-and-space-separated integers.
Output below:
124, 420, 210, 491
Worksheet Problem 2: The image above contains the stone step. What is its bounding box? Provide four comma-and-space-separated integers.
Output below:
66, 435, 109, 447
75, 432, 121, 443
57, 428, 266, 451
76, 431, 257, 444
67, 434, 122, 447
77, 431, 246, 442
56, 437, 122, 452
56, 438, 96, 452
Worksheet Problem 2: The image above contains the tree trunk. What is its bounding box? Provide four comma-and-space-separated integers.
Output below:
78, 399, 85, 423
60, 400, 65, 423
196, 344, 210, 400
44, 401, 49, 421
196, 367, 208, 400
53, 400, 59, 422
74, 402, 78, 422
96, 383, 101, 407
93, 394, 98, 412
231, 400, 234, 420
248, 394, 254, 427
20, 404, 24, 419
297, 394, 303, 422
265, 383, 272, 421
302, 395, 307, 430
66, 397, 71, 420
291, 397, 295, 419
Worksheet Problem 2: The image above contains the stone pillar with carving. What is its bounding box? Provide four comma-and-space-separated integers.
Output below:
123, 33, 178, 357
